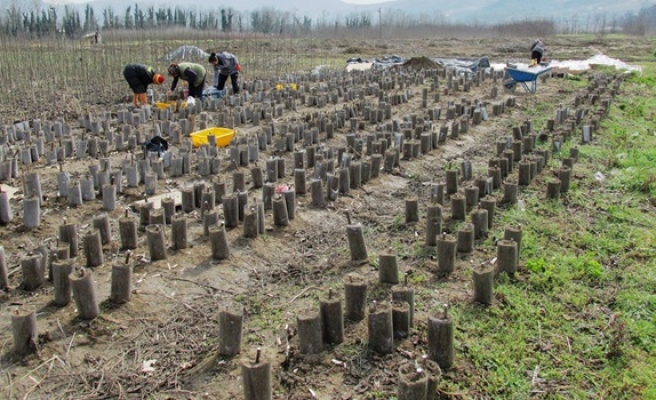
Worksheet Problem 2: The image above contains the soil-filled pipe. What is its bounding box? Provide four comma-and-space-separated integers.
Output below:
241, 349, 272, 400
504, 225, 523, 258
319, 289, 344, 345
161, 197, 175, 225
21, 254, 44, 291
209, 225, 230, 260
223, 193, 240, 228
437, 233, 456, 274
0, 190, 13, 225
69, 268, 99, 320
52, 260, 73, 306
425, 204, 442, 247
83, 230, 104, 268
243, 209, 258, 239
456, 223, 474, 254
427, 308, 454, 370
297, 310, 324, 355
22, 196, 40, 229
546, 179, 562, 200
12, 309, 37, 357
218, 303, 243, 357
272, 196, 289, 226
92, 213, 111, 245
422, 356, 442, 400
67, 182, 83, 207
392, 301, 410, 339
470, 208, 488, 240
0, 246, 8, 290
346, 223, 368, 261
450, 193, 466, 221
480, 196, 496, 229
397, 362, 428, 400
378, 252, 399, 284
59, 223, 79, 257
472, 263, 495, 305
146, 224, 167, 261
149, 208, 165, 226
102, 184, 116, 211
497, 239, 518, 275
445, 169, 458, 195
344, 273, 367, 321
119, 215, 138, 250
171, 216, 188, 250
368, 301, 394, 354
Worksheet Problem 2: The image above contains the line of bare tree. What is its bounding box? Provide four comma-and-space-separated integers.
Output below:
2, 2, 656, 40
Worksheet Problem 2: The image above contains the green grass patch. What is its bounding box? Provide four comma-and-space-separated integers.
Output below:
442, 62, 656, 398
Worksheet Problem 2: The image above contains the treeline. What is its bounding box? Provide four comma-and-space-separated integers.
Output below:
620, 4, 656, 35
1, 3, 315, 39
3, 2, 656, 40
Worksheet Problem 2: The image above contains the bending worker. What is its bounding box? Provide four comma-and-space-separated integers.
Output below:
530, 39, 546, 66
208, 51, 241, 94
122, 63, 165, 108
167, 62, 207, 98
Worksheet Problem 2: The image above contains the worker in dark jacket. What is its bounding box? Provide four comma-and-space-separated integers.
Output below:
530, 39, 546, 66
167, 62, 207, 98
208, 51, 241, 94
122, 64, 165, 108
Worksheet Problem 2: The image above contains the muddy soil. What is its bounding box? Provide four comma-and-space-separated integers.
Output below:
0, 36, 647, 399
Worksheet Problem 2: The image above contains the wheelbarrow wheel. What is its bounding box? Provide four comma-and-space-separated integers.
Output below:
503, 79, 517, 94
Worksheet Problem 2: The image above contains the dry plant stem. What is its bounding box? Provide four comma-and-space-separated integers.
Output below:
287, 286, 319, 305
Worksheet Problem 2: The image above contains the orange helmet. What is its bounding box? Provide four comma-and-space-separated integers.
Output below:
153, 73, 165, 84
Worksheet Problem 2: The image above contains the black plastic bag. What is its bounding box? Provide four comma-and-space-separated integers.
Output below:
142, 136, 169, 154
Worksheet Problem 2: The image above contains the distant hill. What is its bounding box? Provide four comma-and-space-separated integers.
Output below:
36, 0, 646, 25
367, 0, 646, 23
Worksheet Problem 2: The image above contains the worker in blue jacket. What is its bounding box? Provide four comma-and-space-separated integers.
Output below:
208, 51, 241, 94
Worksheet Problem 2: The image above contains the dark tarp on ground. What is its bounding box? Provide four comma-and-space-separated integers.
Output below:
434, 56, 490, 73
346, 55, 406, 70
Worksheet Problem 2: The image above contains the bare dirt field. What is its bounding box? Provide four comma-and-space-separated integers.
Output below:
0, 36, 650, 399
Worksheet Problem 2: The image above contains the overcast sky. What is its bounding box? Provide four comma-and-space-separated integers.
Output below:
39, 0, 399, 4
342, 0, 397, 4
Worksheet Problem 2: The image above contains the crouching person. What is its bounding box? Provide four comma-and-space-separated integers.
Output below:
123, 64, 165, 108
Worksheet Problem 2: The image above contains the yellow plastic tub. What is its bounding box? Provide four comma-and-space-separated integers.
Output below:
190, 127, 235, 148
153, 101, 187, 111
276, 83, 297, 91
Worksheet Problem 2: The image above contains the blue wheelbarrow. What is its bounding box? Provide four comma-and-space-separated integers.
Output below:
503, 64, 552, 94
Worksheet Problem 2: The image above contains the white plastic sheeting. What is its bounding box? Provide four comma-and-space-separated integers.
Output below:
550, 53, 642, 74
345, 52, 640, 76
490, 53, 642, 75
162, 46, 210, 62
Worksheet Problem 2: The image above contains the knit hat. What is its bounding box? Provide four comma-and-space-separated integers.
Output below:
153, 73, 165, 85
